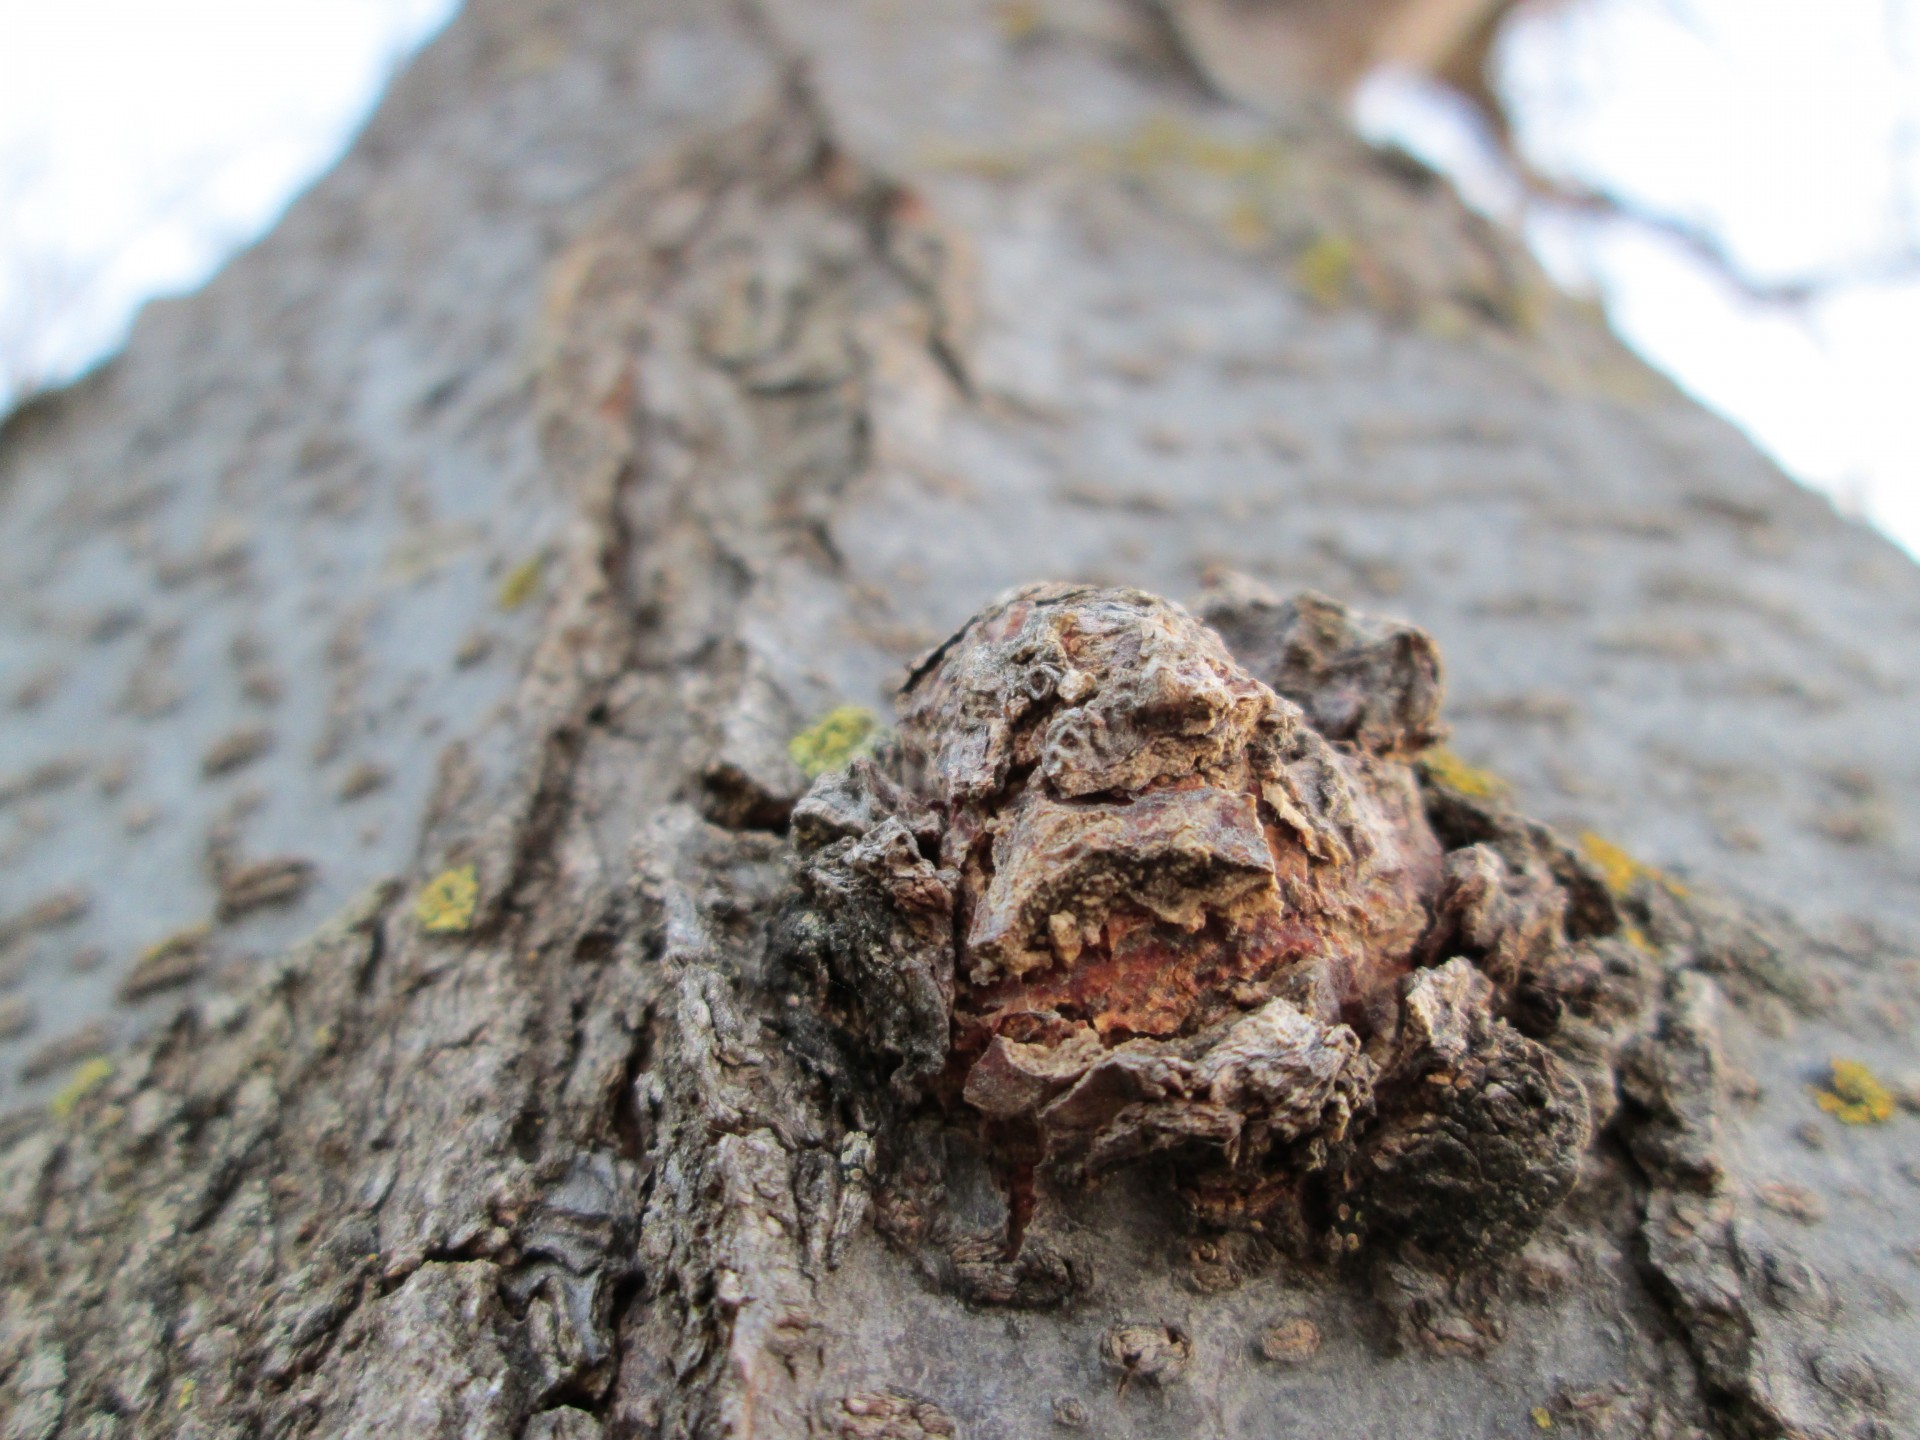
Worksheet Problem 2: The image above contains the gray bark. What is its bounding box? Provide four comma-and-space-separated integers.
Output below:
2, 1, 1918, 1436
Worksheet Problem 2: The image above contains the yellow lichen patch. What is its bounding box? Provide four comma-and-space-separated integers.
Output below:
1294, 234, 1355, 308
1111, 113, 1186, 172
789, 706, 881, 779
1418, 748, 1510, 802
1183, 131, 1271, 178
414, 865, 479, 934
1813, 1059, 1895, 1126
50, 1056, 114, 1118
141, 922, 211, 964
1578, 831, 1688, 899
1106, 115, 1289, 183
1532, 1407, 1555, 1431
914, 140, 1036, 181
497, 554, 546, 612
1415, 302, 1473, 343
120, 920, 213, 1002
1579, 832, 1644, 895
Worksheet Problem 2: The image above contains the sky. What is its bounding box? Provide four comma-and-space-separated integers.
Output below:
1, 0, 1915, 559
1358, 0, 1920, 555
0, 0, 458, 397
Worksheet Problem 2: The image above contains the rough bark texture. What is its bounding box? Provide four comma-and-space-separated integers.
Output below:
3, 1, 1919, 1437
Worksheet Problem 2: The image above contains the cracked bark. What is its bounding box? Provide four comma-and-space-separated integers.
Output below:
2, 2, 1919, 1438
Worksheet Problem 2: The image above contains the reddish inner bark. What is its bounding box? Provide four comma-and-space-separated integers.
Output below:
949, 784, 1433, 1071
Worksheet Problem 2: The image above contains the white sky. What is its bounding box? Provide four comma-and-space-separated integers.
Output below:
0, 0, 457, 396
1359, 0, 1920, 556
1, 0, 1916, 559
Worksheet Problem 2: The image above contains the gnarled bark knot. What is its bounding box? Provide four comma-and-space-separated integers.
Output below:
785, 579, 1606, 1264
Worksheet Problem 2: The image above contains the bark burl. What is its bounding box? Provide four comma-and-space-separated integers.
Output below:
790, 580, 1596, 1267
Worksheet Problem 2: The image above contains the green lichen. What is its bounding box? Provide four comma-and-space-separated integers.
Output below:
1418, 747, 1510, 802
1813, 1058, 1895, 1125
1294, 234, 1354, 308
913, 140, 1035, 181
497, 554, 545, 612
789, 706, 881, 779
1106, 114, 1289, 182
140, 922, 210, 965
50, 1056, 114, 1118
917, 115, 1299, 232
414, 865, 479, 934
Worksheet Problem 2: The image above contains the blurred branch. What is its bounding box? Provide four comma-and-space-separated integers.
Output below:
1512, 162, 1920, 308
1453, 0, 1920, 309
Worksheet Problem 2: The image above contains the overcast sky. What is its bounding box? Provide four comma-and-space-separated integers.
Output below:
1360, 0, 1920, 555
0, 0, 457, 395
2, 0, 1916, 558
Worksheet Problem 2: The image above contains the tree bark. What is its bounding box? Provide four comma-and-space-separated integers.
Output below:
2, 2, 1918, 1437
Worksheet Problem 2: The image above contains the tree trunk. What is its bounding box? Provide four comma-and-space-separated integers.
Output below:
2, 2, 1917, 1437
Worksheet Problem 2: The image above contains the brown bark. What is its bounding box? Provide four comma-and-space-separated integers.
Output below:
2, 2, 1918, 1437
